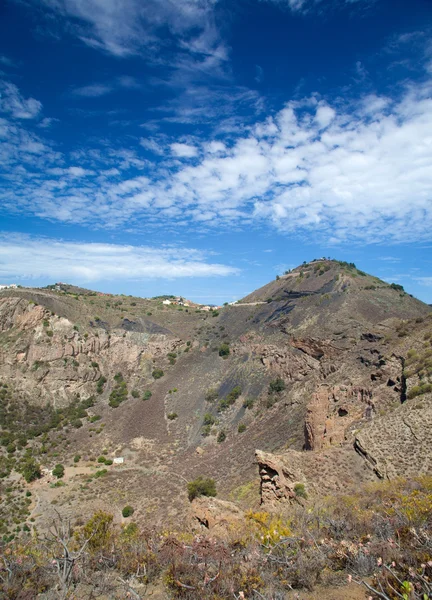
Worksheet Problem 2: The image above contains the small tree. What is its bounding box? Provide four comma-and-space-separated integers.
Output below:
187, 477, 217, 501
21, 458, 41, 483
52, 464, 65, 479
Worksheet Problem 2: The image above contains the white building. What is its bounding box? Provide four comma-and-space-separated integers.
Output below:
0, 283, 18, 290
162, 299, 172, 305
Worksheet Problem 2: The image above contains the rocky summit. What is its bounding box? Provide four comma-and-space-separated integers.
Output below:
1, 259, 431, 599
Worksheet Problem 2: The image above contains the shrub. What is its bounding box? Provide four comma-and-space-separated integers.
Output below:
80, 510, 113, 551
73, 455, 80, 463
243, 397, 255, 409
217, 430, 226, 443
97, 456, 106, 463
205, 388, 218, 402
226, 385, 241, 404
294, 483, 308, 499
122, 505, 134, 518
238, 423, 247, 433
96, 375, 107, 394
152, 369, 164, 379
218, 343, 230, 358
269, 378, 286, 394
52, 464, 65, 479
203, 412, 216, 426
104, 459, 113, 466
187, 477, 217, 501
167, 412, 178, 420
143, 390, 152, 400
131, 390, 139, 398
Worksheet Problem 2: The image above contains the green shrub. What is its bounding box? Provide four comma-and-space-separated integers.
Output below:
104, 459, 113, 466
131, 390, 139, 398
167, 412, 178, 420
91, 361, 99, 368
96, 375, 107, 394
217, 430, 226, 443
122, 505, 134, 518
143, 390, 152, 400
152, 369, 164, 379
218, 343, 230, 358
52, 464, 65, 479
97, 456, 106, 463
226, 385, 241, 404
238, 423, 247, 433
243, 397, 255, 410
294, 483, 308, 499
73, 455, 80, 463
269, 378, 286, 394
203, 412, 216, 426
187, 477, 217, 501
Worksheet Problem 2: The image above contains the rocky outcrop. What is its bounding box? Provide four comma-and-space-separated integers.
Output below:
290, 337, 340, 360
255, 449, 306, 506
190, 497, 243, 532
234, 342, 320, 382
0, 296, 181, 407
304, 385, 374, 450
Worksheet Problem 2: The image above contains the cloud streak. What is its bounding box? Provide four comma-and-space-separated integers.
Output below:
0, 235, 239, 282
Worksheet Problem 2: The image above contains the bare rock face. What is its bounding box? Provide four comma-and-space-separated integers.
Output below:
190, 497, 243, 532
0, 296, 181, 407
255, 449, 305, 506
304, 384, 373, 450
235, 342, 320, 382
290, 337, 340, 360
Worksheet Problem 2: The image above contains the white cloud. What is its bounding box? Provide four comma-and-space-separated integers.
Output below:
0, 81, 42, 119
0, 235, 239, 281
170, 143, 198, 158
2, 73, 432, 244
415, 277, 432, 287
37, 117, 59, 128
140, 137, 166, 155
0, 55, 18, 68
262, 0, 375, 13
72, 83, 113, 97
68, 166, 95, 177
36, 0, 223, 58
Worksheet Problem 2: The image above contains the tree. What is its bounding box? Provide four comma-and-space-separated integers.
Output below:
52, 464, 65, 479
187, 477, 217, 501
21, 458, 41, 483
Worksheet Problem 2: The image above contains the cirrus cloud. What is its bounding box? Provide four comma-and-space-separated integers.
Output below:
0, 234, 239, 282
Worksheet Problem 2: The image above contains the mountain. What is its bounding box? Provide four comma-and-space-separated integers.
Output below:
0, 259, 431, 572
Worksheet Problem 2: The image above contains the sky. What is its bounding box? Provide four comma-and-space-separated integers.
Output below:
1, 0, 432, 304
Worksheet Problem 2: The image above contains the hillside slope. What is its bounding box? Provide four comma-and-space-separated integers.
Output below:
0, 259, 431, 540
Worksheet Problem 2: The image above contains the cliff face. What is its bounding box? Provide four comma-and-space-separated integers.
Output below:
0, 297, 180, 407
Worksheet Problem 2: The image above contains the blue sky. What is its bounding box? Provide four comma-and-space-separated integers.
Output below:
1, 0, 432, 303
